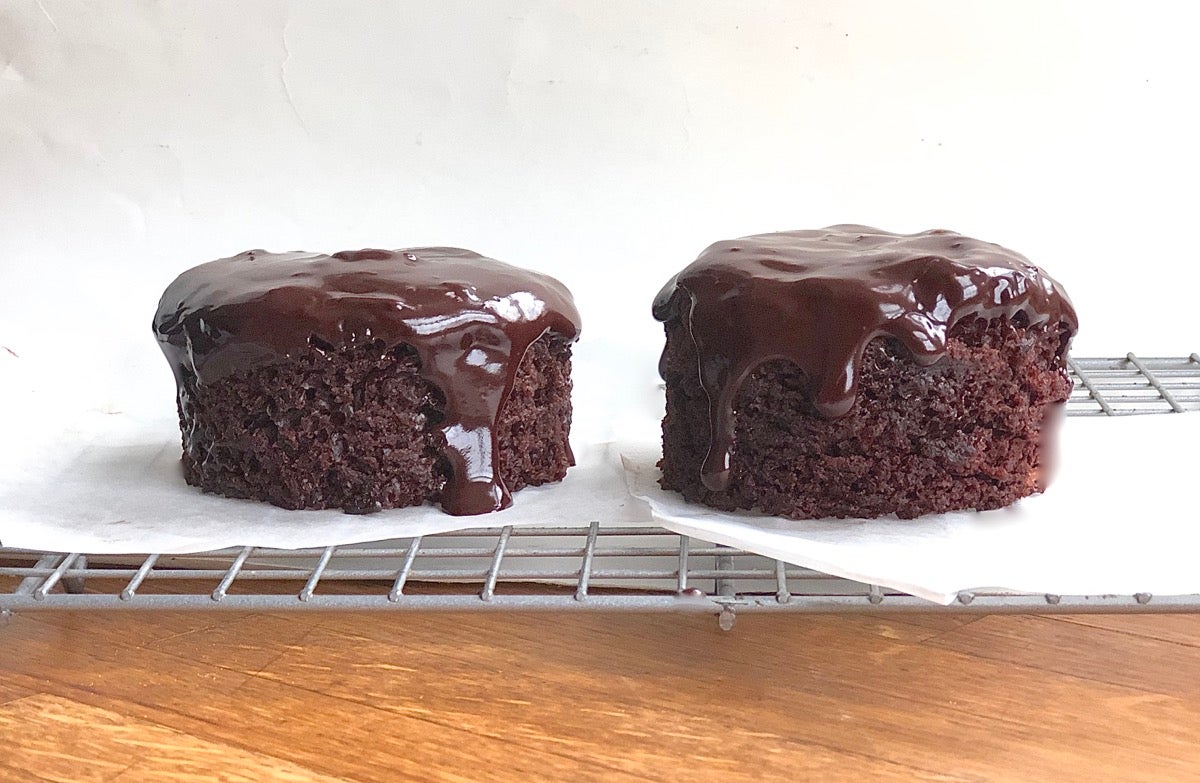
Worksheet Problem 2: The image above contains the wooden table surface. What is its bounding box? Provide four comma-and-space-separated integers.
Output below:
2, 603, 1198, 782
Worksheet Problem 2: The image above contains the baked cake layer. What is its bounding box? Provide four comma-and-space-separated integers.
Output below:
659, 314, 1073, 519
177, 335, 573, 514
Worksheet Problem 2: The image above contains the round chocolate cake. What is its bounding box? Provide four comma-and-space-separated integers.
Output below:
653, 225, 1078, 519
154, 248, 581, 515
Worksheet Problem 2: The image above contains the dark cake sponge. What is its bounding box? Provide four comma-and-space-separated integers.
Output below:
659, 313, 1072, 519
177, 335, 574, 514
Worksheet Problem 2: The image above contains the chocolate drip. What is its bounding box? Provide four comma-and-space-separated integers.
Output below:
653, 225, 1078, 493
154, 248, 581, 515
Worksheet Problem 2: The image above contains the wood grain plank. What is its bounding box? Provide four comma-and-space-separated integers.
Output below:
1049, 614, 1200, 647
26, 610, 321, 672
0, 677, 40, 706
925, 614, 1200, 697
8, 606, 1200, 782
23, 610, 260, 649
0, 614, 650, 783
181, 619, 950, 782
146, 611, 1200, 782
479, 611, 1200, 776
0, 693, 350, 783
0, 762, 56, 783
866, 613, 985, 635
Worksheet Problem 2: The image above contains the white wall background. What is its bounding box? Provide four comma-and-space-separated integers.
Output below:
2, 1, 1197, 442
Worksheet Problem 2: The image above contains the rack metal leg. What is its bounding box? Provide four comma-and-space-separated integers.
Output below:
64, 555, 87, 594
715, 546, 737, 631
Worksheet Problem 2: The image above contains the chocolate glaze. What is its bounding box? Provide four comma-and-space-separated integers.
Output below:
653, 225, 1078, 493
154, 248, 581, 516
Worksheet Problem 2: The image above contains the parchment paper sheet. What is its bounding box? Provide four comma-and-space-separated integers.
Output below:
0, 405, 644, 555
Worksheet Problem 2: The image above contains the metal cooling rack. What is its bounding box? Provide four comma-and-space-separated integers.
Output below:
2, 354, 1198, 630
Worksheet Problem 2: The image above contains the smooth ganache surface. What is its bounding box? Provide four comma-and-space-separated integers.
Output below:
652, 225, 1078, 492
154, 248, 582, 515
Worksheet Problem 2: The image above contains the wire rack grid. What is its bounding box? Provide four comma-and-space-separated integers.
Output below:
2, 353, 1198, 629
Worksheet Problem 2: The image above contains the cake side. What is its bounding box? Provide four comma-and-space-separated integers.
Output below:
496, 335, 575, 492
177, 334, 573, 514
659, 312, 1074, 520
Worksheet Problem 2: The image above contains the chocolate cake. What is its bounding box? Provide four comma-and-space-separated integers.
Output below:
153, 248, 580, 515
653, 226, 1078, 520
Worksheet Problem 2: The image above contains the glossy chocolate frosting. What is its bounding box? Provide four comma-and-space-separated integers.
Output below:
154, 248, 581, 515
653, 225, 1078, 492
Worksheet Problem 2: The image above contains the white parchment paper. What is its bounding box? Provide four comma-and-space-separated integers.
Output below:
623, 414, 1200, 604
0, 403, 644, 554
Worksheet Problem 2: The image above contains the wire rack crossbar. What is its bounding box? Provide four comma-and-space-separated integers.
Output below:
1066, 354, 1200, 415
2, 355, 1198, 627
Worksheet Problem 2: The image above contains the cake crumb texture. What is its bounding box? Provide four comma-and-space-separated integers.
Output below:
659, 314, 1072, 519
177, 335, 573, 514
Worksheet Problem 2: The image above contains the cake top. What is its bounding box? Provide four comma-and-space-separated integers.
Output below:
154, 247, 581, 515
155, 247, 580, 380
653, 225, 1077, 491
